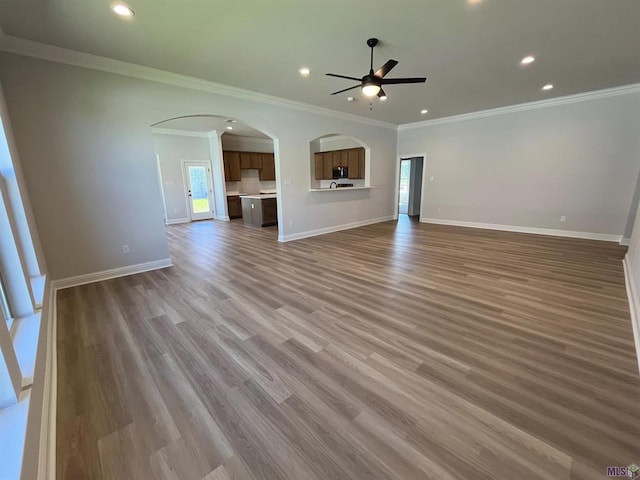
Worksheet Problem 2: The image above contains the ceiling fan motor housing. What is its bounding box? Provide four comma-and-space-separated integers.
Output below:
325, 38, 426, 96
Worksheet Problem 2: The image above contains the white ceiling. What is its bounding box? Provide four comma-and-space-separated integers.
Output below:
1, 0, 639, 124
152, 115, 270, 138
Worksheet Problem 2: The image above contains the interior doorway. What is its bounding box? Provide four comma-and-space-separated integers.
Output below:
183, 160, 215, 221
398, 157, 424, 217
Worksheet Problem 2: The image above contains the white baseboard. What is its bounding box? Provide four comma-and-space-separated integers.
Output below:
279, 216, 395, 242
165, 217, 190, 225
620, 237, 631, 246
421, 218, 623, 243
622, 255, 640, 376
214, 214, 230, 222
51, 258, 173, 290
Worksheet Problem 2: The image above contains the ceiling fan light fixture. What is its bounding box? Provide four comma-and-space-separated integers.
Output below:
379, 94, 387, 101
362, 83, 381, 97
112, 3, 134, 17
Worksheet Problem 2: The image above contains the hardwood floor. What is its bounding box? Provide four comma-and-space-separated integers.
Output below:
56, 216, 640, 479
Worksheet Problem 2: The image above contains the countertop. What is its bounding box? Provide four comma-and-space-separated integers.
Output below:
240, 194, 277, 200
308, 186, 374, 192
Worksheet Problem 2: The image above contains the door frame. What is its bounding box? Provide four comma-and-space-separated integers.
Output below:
395, 153, 427, 221
182, 159, 215, 221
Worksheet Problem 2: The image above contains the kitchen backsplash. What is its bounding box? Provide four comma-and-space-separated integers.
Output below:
226, 168, 276, 195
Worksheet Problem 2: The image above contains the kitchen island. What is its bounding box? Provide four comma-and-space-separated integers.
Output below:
240, 194, 277, 227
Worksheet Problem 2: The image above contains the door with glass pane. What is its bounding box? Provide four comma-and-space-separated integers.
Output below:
184, 161, 214, 221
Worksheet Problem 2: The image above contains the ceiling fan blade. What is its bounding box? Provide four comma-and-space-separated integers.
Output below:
377, 88, 387, 98
375, 60, 398, 78
326, 73, 362, 81
381, 77, 427, 85
330, 84, 361, 95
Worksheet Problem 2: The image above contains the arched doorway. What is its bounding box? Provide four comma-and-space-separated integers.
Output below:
150, 115, 280, 235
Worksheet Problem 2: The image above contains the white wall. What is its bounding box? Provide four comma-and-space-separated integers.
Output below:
317, 135, 362, 152
627, 200, 640, 287
0, 53, 398, 280
624, 197, 640, 374
221, 134, 274, 153
152, 133, 211, 223
398, 92, 640, 238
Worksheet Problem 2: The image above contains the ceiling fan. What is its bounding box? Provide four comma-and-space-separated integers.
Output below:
326, 38, 427, 99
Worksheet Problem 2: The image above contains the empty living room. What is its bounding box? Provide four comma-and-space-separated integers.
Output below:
0, 1, 639, 479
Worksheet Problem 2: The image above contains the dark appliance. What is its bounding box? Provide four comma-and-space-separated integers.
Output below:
332, 166, 349, 179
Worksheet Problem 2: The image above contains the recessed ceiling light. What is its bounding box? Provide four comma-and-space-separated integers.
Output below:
112, 3, 134, 17
226, 126, 233, 130
299, 68, 311, 77
542, 84, 554, 91
347, 96, 355, 102
521, 56, 535, 65
420, 109, 428, 115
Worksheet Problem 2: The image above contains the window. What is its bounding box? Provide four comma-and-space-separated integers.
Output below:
0, 270, 13, 329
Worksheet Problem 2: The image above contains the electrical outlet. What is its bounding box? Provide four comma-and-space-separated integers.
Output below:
560, 216, 566, 222
289, 219, 294, 226
122, 244, 130, 254
430, 176, 434, 182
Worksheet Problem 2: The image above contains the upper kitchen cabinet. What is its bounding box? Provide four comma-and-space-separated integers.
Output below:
314, 151, 334, 180
223, 150, 276, 182
347, 148, 365, 180
313, 147, 365, 180
259, 153, 275, 181
223, 151, 241, 181
240, 151, 262, 169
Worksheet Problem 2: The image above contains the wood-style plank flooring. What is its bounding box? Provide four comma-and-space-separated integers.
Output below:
56, 216, 640, 479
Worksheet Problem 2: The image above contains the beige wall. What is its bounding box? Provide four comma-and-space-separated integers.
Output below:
153, 133, 211, 223
0, 53, 398, 279
398, 92, 640, 238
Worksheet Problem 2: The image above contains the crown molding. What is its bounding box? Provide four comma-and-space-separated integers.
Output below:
151, 127, 209, 138
399, 83, 640, 131
0, 34, 397, 130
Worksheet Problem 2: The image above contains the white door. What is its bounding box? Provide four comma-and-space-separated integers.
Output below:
183, 161, 214, 221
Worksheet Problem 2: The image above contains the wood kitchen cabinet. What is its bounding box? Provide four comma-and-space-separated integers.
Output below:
240, 151, 261, 169
322, 152, 333, 179
314, 153, 324, 180
223, 151, 241, 181
313, 147, 365, 180
259, 153, 275, 180
347, 148, 365, 179
223, 150, 275, 181
226, 195, 242, 219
